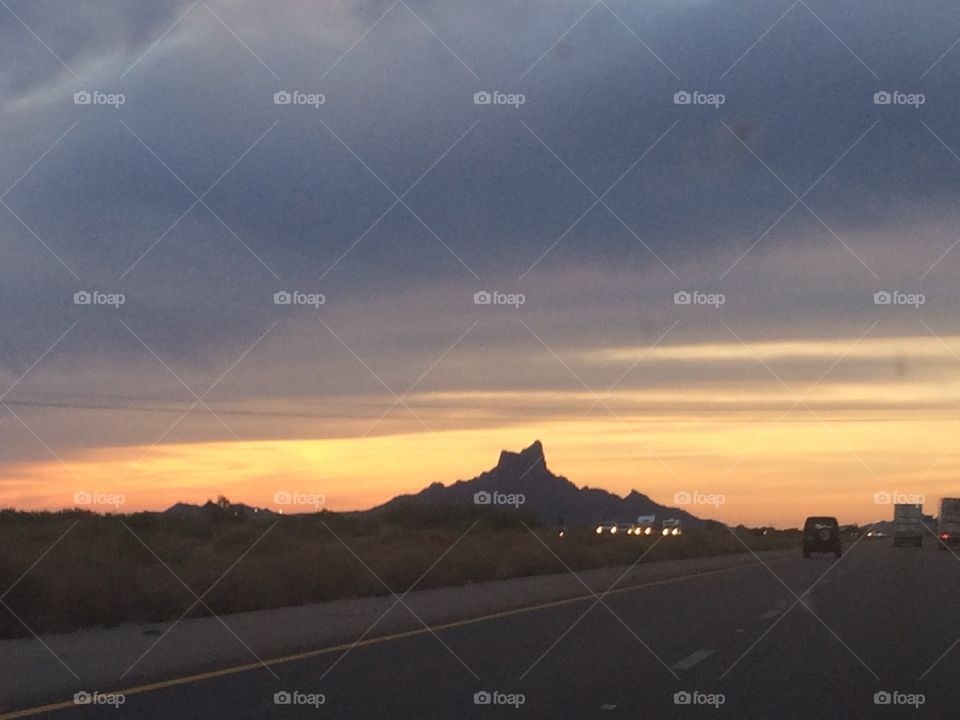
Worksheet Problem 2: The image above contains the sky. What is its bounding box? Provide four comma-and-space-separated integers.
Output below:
3, 0, 960, 526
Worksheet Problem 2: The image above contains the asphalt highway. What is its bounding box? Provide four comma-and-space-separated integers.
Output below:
11, 540, 960, 719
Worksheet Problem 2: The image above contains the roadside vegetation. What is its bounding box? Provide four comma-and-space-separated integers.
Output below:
0, 502, 800, 639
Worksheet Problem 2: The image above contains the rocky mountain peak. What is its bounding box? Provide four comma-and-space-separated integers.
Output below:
495, 439, 546, 476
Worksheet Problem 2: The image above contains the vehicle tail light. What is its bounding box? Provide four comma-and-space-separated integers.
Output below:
941, 533, 950, 540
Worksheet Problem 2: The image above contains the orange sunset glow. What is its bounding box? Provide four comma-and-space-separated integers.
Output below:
7, 330, 960, 527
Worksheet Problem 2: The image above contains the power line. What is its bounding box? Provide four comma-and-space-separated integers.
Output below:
0, 397, 367, 420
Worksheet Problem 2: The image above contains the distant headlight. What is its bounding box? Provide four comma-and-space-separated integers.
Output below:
610, 526, 617, 534
662, 528, 669, 535
595, 527, 603, 534
645, 527, 652, 535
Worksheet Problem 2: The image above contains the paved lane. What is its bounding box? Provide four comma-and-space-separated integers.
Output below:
13, 541, 960, 719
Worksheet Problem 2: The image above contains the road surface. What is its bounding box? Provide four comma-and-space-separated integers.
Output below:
8, 540, 960, 718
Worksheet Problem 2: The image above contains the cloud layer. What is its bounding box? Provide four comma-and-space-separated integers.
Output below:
3, 0, 960, 519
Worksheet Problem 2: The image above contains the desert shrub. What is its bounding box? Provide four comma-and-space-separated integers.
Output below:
0, 511, 796, 637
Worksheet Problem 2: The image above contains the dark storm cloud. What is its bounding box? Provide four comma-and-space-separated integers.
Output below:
2, 0, 960, 461
0, 0, 184, 95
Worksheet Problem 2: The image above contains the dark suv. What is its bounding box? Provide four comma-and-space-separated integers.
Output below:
803, 516, 842, 559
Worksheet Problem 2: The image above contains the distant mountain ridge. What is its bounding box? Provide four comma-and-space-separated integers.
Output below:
369, 440, 706, 528
164, 500, 275, 520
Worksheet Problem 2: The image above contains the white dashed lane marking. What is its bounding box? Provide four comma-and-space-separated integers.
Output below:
671, 649, 715, 670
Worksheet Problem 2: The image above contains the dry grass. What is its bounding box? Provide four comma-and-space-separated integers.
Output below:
0, 505, 798, 638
